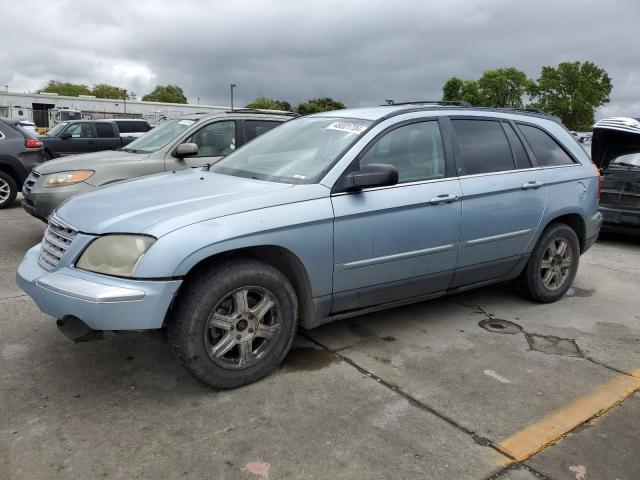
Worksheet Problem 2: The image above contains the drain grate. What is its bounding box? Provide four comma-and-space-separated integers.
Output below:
478, 319, 523, 335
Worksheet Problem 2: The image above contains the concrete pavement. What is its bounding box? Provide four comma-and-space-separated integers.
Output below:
1, 197, 639, 479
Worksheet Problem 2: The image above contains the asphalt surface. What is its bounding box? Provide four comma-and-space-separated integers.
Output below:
1, 196, 639, 479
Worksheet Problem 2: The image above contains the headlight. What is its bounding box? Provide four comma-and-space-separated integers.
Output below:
76, 235, 156, 277
43, 170, 94, 188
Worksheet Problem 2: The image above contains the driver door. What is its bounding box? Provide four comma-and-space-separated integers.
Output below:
330, 119, 462, 313
167, 120, 238, 169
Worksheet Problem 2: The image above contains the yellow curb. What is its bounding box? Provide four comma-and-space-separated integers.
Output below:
499, 369, 640, 461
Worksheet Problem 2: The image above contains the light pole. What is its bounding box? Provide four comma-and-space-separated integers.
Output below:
230, 84, 236, 110
123, 89, 127, 114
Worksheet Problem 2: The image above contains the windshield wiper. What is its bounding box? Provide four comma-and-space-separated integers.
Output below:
613, 162, 640, 168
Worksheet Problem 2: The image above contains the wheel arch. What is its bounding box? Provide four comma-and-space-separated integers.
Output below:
539, 212, 587, 253
170, 245, 315, 328
0, 161, 21, 184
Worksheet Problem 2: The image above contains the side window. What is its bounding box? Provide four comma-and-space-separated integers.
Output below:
359, 121, 445, 183
186, 121, 236, 157
245, 120, 280, 142
517, 124, 576, 167
95, 123, 115, 138
451, 120, 515, 174
503, 123, 532, 169
66, 122, 93, 138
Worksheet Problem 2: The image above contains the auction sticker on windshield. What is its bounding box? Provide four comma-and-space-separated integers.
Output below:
326, 121, 367, 134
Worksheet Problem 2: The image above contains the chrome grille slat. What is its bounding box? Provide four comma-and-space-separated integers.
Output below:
38, 215, 78, 271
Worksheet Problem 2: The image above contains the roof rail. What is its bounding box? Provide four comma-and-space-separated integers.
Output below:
503, 107, 548, 115
381, 100, 472, 107
226, 108, 299, 117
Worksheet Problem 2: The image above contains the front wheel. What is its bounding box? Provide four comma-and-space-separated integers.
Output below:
517, 223, 580, 303
167, 258, 298, 389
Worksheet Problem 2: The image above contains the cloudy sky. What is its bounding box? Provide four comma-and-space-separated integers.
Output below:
2, 0, 639, 118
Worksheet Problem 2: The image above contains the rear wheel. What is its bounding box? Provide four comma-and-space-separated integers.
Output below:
0, 172, 17, 209
167, 258, 298, 389
517, 223, 580, 303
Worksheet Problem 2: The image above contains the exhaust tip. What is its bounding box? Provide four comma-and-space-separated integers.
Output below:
56, 316, 104, 343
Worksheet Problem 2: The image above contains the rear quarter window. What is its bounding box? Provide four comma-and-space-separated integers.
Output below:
517, 124, 576, 167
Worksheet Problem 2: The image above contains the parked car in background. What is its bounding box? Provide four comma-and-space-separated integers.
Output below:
17, 104, 602, 389
0, 118, 45, 208
22, 110, 296, 220
41, 119, 152, 159
592, 117, 640, 234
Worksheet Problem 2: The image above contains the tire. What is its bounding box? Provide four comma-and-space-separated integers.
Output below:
517, 223, 580, 303
167, 258, 298, 389
0, 172, 18, 209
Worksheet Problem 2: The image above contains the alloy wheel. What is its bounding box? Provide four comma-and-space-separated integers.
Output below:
0, 178, 10, 203
204, 286, 282, 369
540, 238, 573, 291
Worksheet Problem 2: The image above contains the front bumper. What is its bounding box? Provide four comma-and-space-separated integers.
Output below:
600, 204, 640, 233
22, 181, 94, 221
16, 245, 182, 331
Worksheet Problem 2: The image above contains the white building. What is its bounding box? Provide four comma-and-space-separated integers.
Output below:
0, 90, 229, 128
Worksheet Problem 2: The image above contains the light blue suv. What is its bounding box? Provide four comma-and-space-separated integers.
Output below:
17, 104, 603, 388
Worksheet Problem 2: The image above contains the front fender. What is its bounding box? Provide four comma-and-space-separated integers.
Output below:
134, 198, 335, 297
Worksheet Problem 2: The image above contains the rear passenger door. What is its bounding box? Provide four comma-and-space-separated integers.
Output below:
94, 123, 122, 151
450, 117, 546, 287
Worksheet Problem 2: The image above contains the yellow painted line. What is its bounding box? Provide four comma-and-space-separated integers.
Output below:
499, 369, 640, 461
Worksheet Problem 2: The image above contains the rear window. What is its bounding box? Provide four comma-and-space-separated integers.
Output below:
115, 120, 151, 133
452, 119, 516, 174
244, 120, 281, 142
95, 123, 115, 138
517, 124, 575, 167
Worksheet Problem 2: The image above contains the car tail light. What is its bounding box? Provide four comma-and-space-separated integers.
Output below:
25, 138, 43, 149
592, 162, 601, 200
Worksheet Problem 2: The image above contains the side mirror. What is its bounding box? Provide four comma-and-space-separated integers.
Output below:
174, 142, 198, 159
340, 163, 399, 191
59, 131, 72, 139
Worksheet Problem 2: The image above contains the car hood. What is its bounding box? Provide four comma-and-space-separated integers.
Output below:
35, 150, 150, 174
592, 117, 640, 170
55, 169, 318, 236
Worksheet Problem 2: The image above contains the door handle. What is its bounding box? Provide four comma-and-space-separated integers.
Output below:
522, 180, 544, 190
430, 193, 459, 205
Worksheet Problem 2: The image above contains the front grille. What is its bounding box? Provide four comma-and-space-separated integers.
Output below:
23, 170, 41, 194
619, 194, 640, 209
599, 192, 619, 206
38, 216, 78, 271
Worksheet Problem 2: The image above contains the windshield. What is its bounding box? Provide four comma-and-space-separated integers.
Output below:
47, 123, 68, 136
211, 117, 372, 183
125, 118, 198, 153
612, 152, 640, 167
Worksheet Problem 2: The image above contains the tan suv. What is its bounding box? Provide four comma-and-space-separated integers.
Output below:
22, 110, 296, 221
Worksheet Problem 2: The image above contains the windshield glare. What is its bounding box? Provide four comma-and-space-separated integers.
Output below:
126, 118, 198, 152
211, 117, 372, 183
613, 152, 640, 167
47, 123, 68, 136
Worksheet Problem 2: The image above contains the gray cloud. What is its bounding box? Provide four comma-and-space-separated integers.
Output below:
1, 0, 639, 118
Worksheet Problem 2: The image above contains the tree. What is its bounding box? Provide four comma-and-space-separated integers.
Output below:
245, 97, 292, 111
142, 84, 188, 104
528, 61, 612, 130
92, 83, 130, 100
296, 97, 346, 115
442, 77, 485, 106
39, 80, 92, 97
477, 67, 532, 108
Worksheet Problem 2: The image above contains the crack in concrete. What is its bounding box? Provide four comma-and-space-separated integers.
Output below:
0, 293, 27, 302
450, 298, 637, 377
486, 463, 551, 480
300, 331, 517, 462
